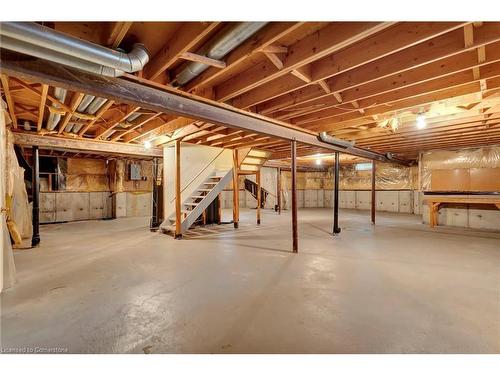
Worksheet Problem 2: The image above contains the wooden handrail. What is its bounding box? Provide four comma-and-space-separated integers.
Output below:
170, 148, 226, 203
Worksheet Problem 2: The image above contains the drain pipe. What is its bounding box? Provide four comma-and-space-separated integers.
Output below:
174, 22, 268, 86
0, 22, 149, 77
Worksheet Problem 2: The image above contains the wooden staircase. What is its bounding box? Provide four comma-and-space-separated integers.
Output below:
163, 170, 233, 237
239, 149, 272, 173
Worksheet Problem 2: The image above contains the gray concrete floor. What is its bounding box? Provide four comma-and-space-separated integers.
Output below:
1, 208, 499, 353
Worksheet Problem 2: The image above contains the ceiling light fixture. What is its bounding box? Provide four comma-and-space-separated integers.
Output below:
416, 113, 427, 129
144, 140, 152, 149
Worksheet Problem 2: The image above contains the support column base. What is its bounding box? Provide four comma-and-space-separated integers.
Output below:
31, 236, 40, 247
234, 222, 239, 229
174, 233, 182, 240
257, 219, 261, 225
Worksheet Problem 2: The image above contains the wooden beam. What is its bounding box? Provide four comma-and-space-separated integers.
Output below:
144, 22, 220, 80
216, 22, 395, 101
110, 112, 162, 142
317, 80, 331, 94
78, 100, 115, 137
107, 22, 133, 49
126, 116, 193, 143
232, 149, 240, 228
185, 22, 303, 93
12, 131, 162, 157
37, 84, 49, 132
259, 45, 288, 54
96, 106, 140, 139
0, 74, 17, 128
58, 92, 85, 134
290, 65, 312, 83
0, 55, 388, 161
263, 52, 284, 70
179, 52, 226, 69
258, 23, 499, 116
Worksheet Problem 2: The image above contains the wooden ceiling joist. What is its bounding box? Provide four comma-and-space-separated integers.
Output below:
0, 55, 389, 160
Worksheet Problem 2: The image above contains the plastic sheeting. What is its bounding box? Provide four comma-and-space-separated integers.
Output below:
421, 146, 500, 191
6, 131, 32, 240
1, 100, 16, 291
281, 162, 413, 191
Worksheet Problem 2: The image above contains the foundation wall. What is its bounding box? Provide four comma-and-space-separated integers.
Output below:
40, 191, 152, 223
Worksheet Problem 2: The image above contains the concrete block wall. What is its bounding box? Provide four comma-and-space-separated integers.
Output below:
420, 197, 500, 230
40, 191, 152, 223
40, 191, 112, 223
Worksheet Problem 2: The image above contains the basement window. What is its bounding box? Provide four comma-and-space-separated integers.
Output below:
355, 162, 372, 171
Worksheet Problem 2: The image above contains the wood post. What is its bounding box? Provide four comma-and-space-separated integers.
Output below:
291, 139, 298, 253
333, 151, 341, 235
150, 157, 160, 231
232, 149, 239, 228
277, 166, 281, 214
256, 170, 261, 225
174, 140, 182, 239
31, 145, 40, 247
371, 160, 376, 225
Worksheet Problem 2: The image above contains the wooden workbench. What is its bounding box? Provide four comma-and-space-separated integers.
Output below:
423, 196, 500, 228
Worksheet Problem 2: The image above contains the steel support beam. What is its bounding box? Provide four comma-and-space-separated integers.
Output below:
371, 160, 376, 225
333, 151, 341, 235
291, 139, 298, 253
150, 157, 160, 231
0, 54, 391, 161
31, 145, 40, 247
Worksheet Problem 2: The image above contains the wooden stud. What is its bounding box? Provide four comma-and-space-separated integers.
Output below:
264, 52, 284, 70
58, 92, 85, 134
78, 100, 115, 137
317, 80, 331, 94
107, 22, 133, 49
0, 74, 17, 128
37, 84, 49, 132
290, 65, 312, 83
179, 52, 226, 69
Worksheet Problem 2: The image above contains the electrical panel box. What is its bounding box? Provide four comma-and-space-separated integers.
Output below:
128, 163, 142, 181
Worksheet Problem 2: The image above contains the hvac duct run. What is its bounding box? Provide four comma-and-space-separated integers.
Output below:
174, 22, 268, 86
0, 22, 149, 77
46, 87, 67, 130
318, 132, 388, 162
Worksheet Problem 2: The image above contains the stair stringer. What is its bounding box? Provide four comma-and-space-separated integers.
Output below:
180, 169, 233, 233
